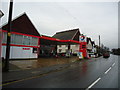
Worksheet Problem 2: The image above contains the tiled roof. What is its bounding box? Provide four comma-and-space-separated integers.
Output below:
52, 28, 80, 40
2, 13, 40, 36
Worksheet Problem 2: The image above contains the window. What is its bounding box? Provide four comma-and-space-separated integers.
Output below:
33, 48, 37, 53
23, 36, 30, 45
59, 49, 62, 52
11, 34, 23, 44
30, 37, 38, 46
2, 32, 7, 43
2, 32, 38, 46
59, 45, 61, 47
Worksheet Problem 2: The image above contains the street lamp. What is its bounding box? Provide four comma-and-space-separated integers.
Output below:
0, 10, 4, 72
98, 35, 101, 56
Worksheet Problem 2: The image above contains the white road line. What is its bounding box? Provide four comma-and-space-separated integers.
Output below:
86, 77, 101, 90
112, 63, 115, 67
104, 67, 112, 74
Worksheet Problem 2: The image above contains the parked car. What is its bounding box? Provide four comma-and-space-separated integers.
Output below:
103, 52, 110, 58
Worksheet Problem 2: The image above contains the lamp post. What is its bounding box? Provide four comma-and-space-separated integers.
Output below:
4, 0, 13, 72
99, 35, 101, 56
0, 10, 4, 69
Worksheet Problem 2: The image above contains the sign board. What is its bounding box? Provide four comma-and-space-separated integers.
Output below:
80, 34, 86, 42
22, 48, 30, 50
77, 52, 83, 59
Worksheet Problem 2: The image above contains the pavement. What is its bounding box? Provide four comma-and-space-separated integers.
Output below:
2, 56, 80, 84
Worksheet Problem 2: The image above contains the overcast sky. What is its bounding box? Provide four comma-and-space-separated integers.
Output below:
1, 0, 118, 49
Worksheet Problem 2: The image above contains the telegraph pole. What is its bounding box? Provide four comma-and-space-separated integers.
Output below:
0, 11, 4, 70
99, 35, 101, 56
4, 0, 13, 72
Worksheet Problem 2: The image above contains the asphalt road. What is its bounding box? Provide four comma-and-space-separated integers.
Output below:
3, 54, 119, 89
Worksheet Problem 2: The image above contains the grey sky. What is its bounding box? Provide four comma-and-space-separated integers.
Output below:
1, 1, 118, 49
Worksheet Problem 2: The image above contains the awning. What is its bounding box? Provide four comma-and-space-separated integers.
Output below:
40, 35, 80, 45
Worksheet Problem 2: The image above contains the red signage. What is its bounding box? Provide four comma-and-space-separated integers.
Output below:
22, 48, 30, 50
79, 42, 87, 58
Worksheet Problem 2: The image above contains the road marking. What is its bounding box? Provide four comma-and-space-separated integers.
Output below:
1, 75, 42, 86
1, 71, 54, 87
112, 63, 115, 67
104, 67, 111, 74
1, 66, 69, 87
86, 77, 101, 90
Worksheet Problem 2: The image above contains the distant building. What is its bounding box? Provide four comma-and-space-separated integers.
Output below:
53, 28, 80, 56
91, 41, 97, 57
1, 13, 40, 59
86, 37, 93, 57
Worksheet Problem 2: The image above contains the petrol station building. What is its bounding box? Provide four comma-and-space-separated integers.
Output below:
1, 13, 87, 59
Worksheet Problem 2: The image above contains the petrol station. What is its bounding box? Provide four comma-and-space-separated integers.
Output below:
40, 35, 87, 58
1, 29, 87, 59
1, 13, 88, 59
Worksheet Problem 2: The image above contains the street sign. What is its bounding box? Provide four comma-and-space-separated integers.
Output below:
0, 10, 4, 18
77, 52, 83, 59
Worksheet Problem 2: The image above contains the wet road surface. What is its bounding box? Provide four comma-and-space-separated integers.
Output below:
3, 54, 118, 88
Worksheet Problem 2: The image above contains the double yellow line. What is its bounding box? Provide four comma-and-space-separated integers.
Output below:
1, 72, 48, 87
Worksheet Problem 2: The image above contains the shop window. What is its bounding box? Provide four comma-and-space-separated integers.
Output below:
23, 36, 30, 45
11, 34, 23, 45
59, 49, 62, 52
59, 45, 61, 47
30, 37, 38, 46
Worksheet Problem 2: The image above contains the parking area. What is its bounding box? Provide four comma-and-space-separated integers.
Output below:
9, 56, 79, 70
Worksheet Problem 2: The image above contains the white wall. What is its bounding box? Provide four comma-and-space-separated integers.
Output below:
57, 44, 80, 54
87, 41, 92, 50
2, 46, 38, 59
92, 47, 97, 53
70, 45, 79, 54
57, 45, 68, 53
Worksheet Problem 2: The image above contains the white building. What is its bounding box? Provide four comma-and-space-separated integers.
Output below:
1, 13, 40, 59
53, 29, 80, 56
86, 37, 97, 57
57, 44, 79, 55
